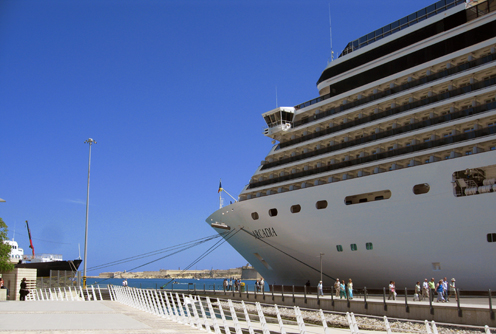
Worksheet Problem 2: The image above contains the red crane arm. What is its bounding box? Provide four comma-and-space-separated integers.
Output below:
25, 220, 35, 258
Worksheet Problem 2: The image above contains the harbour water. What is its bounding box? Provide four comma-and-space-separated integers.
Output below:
85, 277, 269, 291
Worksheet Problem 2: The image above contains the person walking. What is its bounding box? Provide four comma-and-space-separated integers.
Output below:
317, 281, 324, 296
260, 277, 265, 292
388, 281, 396, 300
228, 278, 233, 291
414, 281, 421, 301
255, 280, 260, 292
442, 277, 449, 301
122, 279, 128, 287
223, 279, 228, 291
347, 279, 353, 299
422, 279, 429, 301
339, 281, 347, 299
429, 278, 436, 302
448, 278, 457, 301
436, 279, 445, 302
334, 279, 340, 297
19, 278, 29, 301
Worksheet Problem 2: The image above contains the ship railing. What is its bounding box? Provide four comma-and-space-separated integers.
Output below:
250, 124, 496, 190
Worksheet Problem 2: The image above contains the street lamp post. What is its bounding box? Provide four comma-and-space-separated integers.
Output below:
83, 138, 96, 289
319, 252, 325, 283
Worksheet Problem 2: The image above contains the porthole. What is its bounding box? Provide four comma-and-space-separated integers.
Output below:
290, 205, 301, 213
336, 245, 343, 252
316, 200, 328, 209
350, 244, 358, 251
413, 183, 430, 195
269, 208, 278, 217
487, 233, 496, 242
366, 242, 373, 250
251, 212, 259, 220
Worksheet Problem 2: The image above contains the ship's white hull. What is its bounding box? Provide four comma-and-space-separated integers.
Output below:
207, 151, 496, 291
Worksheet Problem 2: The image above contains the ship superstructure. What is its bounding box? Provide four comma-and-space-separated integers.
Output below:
207, 0, 496, 290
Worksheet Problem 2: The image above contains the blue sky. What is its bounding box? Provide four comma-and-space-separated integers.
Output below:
0, 0, 436, 275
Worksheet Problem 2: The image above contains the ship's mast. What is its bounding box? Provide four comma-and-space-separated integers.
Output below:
25, 220, 35, 259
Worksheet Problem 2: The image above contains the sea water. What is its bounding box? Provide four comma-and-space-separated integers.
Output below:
85, 277, 269, 291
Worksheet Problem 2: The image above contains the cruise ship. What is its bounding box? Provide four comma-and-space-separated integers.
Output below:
207, 0, 496, 291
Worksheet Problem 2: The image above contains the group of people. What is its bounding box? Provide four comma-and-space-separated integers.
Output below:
414, 277, 457, 302
316, 277, 456, 302
0, 277, 29, 301
334, 278, 354, 299
388, 277, 457, 302
222, 277, 242, 291
315, 278, 354, 299
255, 278, 265, 292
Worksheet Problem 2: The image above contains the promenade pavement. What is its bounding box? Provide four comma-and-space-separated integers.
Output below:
0, 300, 202, 333
0, 300, 387, 334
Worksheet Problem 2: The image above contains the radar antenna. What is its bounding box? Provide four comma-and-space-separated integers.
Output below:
275, 86, 278, 108
328, 4, 334, 64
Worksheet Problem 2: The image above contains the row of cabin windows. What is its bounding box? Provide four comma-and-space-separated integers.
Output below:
251, 184, 429, 219
336, 243, 374, 252
295, 45, 496, 131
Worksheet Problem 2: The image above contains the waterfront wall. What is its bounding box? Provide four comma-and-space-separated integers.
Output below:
99, 266, 259, 279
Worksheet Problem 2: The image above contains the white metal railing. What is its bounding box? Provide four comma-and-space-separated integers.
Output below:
24, 285, 494, 334
25, 285, 106, 301
110, 286, 473, 334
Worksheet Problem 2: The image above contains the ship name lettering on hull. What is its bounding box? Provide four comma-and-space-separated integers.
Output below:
252, 227, 277, 239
